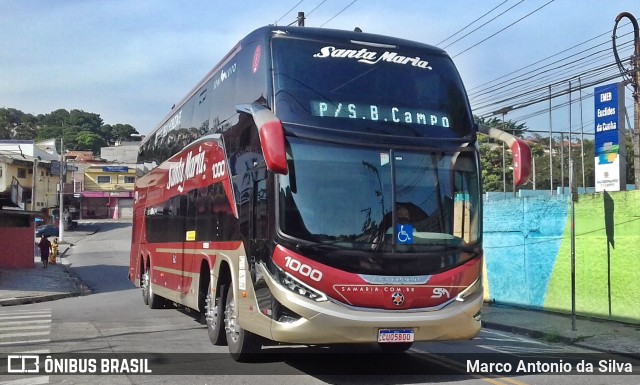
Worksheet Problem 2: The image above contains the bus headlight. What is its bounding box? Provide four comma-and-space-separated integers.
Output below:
275, 268, 328, 302
455, 278, 482, 302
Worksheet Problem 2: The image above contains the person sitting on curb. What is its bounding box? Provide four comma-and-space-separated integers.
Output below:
49, 238, 59, 265
38, 235, 52, 269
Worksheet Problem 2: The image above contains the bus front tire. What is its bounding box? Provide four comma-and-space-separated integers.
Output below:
205, 283, 227, 345
224, 287, 261, 361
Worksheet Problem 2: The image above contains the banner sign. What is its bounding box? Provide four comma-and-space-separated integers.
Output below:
593, 83, 626, 192
102, 166, 129, 173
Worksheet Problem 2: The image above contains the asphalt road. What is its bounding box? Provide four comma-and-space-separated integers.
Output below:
1, 222, 636, 385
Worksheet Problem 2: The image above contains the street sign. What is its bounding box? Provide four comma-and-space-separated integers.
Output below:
51, 161, 61, 175
594, 82, 626, 192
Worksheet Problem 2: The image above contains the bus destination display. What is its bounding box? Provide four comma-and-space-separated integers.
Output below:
311, 100, 450, 127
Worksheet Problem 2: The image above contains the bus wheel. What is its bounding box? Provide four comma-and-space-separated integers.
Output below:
141, 267, 150, 305
224, 287, 261, 361
205, 283, 227, 345
378, 342, 413, 353
147, 265, 164, 309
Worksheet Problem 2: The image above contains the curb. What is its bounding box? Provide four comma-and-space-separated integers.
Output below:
0, 292, 80, 307
482, 320, 640, 360
481, 320, 578, 344
61, 262, 93, 296
0, 227, 98, 307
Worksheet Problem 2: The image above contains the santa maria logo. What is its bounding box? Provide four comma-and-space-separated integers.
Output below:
313, 46, 432, 69
167, 146, 206, 192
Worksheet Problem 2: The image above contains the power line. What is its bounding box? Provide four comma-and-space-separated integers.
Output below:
469, 29, 634, 118
319, 0, 359, 27
452, 0, 556, 58
275, 0, 305, 25
437, 0, 510, 46
470, 42, 632, 108
472, 45, 634, 117
441, 0, 524, 50
468, 28, 634, 99
467, 28, 614, 94
305, 0, 328, 17
477, 70, 625, 119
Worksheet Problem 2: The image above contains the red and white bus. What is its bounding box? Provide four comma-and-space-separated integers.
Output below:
129, 25, 530, 361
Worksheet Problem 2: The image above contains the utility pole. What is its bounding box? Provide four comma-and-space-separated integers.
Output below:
59, 137, 65, 243
297, 11, 305, 26
614, 12, 639, 188
31, 157, 38, 211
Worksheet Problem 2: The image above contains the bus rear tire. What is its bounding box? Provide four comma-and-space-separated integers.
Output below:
224, 287, 261, 361
205, 282, 227, 345
147, 265, 164, 309
141, 267, 150, 305
378, 342, 413, 353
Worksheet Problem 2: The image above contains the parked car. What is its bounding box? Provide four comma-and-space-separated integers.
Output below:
36, 224, 59, 238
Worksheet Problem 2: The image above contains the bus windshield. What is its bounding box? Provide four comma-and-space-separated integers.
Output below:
272, 36, 473, 138
278, 137, 481, 254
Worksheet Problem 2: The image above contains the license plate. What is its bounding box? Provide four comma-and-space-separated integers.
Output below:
378, 329, 414, 343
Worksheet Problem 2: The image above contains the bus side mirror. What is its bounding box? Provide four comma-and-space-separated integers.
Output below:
478, 124, 531, 186
236, 103, 288, 175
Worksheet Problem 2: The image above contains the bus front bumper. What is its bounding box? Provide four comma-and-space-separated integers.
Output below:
265, 282, 483, 345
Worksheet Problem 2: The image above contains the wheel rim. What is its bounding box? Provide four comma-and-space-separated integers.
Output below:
224, 294, 240, 343
205, 291, 218, 327
142, 270, 150, 299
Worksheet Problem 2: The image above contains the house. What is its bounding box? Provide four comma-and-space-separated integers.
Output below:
73, 143, 139, 219
0, 140, 61, 212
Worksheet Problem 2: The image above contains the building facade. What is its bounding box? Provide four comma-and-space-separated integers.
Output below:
1, 140, 139, 220
81, 164, 135, 219
0, 140, 61, 212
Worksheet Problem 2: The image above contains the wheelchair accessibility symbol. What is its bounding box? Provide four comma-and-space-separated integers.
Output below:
396, 224, 413, 244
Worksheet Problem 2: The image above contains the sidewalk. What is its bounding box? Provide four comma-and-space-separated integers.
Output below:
0, 229, 638, 358
0, 222, 99, 306
482, 304, 640, 358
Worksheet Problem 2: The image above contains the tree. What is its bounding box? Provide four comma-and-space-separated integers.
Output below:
75, 131, 107, 153
0, 107, 141, 153
475, 116, 527, 138
68, 109, 103, 132
475, 115, 527, 192
111, 124, 138, 143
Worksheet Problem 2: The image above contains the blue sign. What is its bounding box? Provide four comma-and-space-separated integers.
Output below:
102, 166, 129, 173
396, 224, 413, 244
594, 83, 620, 160
593, 82, 625, 192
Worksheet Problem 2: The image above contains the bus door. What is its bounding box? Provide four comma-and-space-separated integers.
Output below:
181, 190, 198, 299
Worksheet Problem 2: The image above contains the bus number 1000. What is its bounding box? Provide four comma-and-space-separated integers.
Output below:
284, 256, 323, 282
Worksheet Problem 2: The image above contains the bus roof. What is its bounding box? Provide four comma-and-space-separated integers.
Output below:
140, 25, 449, 150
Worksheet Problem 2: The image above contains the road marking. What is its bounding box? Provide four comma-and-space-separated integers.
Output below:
0, 310, 51, 316
0, 376, 50, 385
477, 344, 569, 354
0, 320, 51, 327
480, 330, 548, 345
0, 310, 51, 350
0, 315, 50, 321
0, 339, 50, 346
1, 325, 50, 332
0, 331, 50, 339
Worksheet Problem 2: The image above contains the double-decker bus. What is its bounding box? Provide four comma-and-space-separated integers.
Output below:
129, 25, 530, 361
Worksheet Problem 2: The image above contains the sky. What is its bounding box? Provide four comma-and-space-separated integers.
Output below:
0, 0, 637, 136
